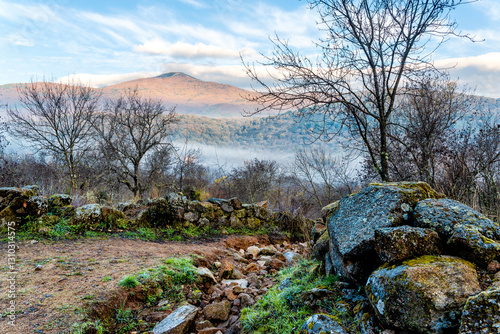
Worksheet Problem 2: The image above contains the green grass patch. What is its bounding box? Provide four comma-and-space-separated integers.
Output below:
118, 275, 140, 288
240, 260, 346, 333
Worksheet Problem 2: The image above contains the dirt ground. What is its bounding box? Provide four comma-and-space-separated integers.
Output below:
0, 236, 238, 334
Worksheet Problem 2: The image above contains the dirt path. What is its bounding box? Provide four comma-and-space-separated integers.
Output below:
0, 237, 230, 334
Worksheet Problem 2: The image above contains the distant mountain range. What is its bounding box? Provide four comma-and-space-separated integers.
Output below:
0, 72, 263, 118
2, 73, 500, 166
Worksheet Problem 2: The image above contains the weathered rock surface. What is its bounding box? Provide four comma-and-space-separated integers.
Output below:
413, 198, 500, 267
284, 251, 303, 264
299, 314, 349, 334
327, 182, 444, 282
448, 224, 500, 266
204, 300, 231, 321
73, 204, 125, 229
152, 304, 198, 334
414, 198, 500, 239
48, 194, 72, 209
374, 226, 441, 264
459, 287, 500, 333
366, 255, 481, 333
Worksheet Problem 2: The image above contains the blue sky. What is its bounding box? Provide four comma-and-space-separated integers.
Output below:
1, 0, 500, 97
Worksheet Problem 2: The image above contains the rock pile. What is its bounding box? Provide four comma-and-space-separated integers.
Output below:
151, 237, 307, 334
311, 181, 500, 333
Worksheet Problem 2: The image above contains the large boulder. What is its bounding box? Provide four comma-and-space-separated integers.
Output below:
414, 198, 500, 267
326, 182, 444, 282
153, 303, 198, 334
374, 226, 441, 264
73, 204, 125, 229
459, 287, 500, 333
136, 198, 178, 228
448, 224, 500, 266
366, 255, 481, 333
414, 198, 500, 239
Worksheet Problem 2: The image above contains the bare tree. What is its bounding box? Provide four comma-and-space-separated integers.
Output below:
389, 73, 473, 184
227, 159, 281, 204
171, 140, 208, 194
293, 146, 356, 209
94, 88, 178, 198
245, 0, 469, 181
7, 79, 100, 189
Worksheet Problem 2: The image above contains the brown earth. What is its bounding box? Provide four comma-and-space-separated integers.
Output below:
0, 236, 259, 334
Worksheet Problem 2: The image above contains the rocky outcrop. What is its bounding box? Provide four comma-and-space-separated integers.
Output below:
326, 182, 444, 282
312, 181, 500, 334
366, 255, 481, 333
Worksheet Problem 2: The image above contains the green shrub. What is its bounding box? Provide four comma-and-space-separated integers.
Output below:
119, 275, 139, 288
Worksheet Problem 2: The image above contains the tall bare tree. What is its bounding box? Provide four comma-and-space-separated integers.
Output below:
245, 0, 469, 181
7, 79, 100, 189
94, 88, 178, 198
389, 73, 473, 184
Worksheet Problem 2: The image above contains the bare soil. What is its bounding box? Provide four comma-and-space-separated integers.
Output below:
0, 236, 246, 334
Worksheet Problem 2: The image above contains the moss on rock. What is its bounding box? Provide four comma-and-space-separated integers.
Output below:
366, 255, 481, 333
73, 204, 125, 230
459, 287, 500, 333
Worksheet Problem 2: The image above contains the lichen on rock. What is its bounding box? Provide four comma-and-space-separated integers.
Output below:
326, 181, 443, 282
374, 225, 442, 264
365, 255, 481, 333
459, 287, 500, 333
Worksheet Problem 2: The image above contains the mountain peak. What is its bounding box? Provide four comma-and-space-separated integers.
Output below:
155, 72, 196, 80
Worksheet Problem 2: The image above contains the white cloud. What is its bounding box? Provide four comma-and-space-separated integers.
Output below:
435, 53, 500, 98
472, 0, 500, 21
177, 0, 206, 9
221, 3, 320, 49
56, 71, 162, 88
134, 39, 256, 59
436, 52, 500, 72
5, 33, 34, 47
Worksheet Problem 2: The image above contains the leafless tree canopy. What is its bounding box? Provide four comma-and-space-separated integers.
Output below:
93, 88, 178, 197
293, 146, 355, 209
389, 73, 474, 184
7, 79, 100, 189
245, 0, 468, 181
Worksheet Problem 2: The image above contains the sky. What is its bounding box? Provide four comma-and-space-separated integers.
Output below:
1, 0, 500, 98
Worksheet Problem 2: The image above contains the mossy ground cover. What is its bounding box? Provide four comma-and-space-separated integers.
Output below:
3, 214, 275, 244
241, 260, 360, 333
